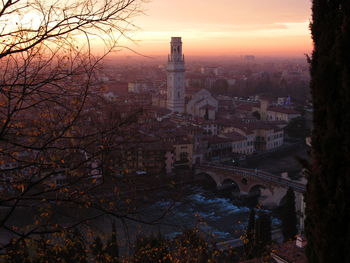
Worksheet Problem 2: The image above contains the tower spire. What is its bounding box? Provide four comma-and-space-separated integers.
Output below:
166, 37, 185, 113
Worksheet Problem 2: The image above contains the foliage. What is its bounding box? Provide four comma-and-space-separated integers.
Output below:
252, 111, 261, 120
90, 222, 119, 263
211, 79, 229, 95
0, 0, 152, 257
228, 71, 308, 101
90, 236, 106, 263
285, 116, 310, 138
105, 221, 119, 262
241, 210, 272, 261
4, 239, 31, 263
2, 225, 120, 263
242, 208, 256, 260
0, 227, 241, 262
172, 229, 212, 262
254, 212, 271, 257
306, 0, 350, 261
59, 231, 88, 263
132, 229, 236, 263
133, 233, 170, 263
280, 188, 298, 241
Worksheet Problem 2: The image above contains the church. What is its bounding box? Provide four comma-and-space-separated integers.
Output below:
166, 37, 218, 120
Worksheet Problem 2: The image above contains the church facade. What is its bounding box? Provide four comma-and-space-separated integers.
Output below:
186, 89, 218, 120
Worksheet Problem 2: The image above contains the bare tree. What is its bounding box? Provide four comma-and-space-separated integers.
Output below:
0, 0, 166, 256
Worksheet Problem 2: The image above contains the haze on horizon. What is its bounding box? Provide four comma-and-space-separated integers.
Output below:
115, 0, 312, 58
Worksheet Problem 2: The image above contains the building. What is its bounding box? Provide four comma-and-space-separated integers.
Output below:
220, 119, 283, 152
186, 89, 218, 120
128, 80, 154, 93
167, 37, 185, 113
266, 106, 301, 122
246, 122, 284, 151
219, 120, 255, 154
200, 66, 223, 76
205, 136, 232, 162
165, 38, 220, 119
252, 98, 301, 122
173, 137, 193, 168
235, 102, 259, 117
221, 131, 248, 155
194, 118, 218, 135
117, 139, 175, 176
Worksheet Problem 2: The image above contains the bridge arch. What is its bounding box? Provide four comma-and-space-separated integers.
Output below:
198, 171, 222, 188
248, 184, 267, 197
197, 171, 242, 194
221, 178, 240, 194
195, 164, 306, 208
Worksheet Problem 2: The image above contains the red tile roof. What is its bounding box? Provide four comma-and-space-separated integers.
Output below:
222, 131, 247, 142
235, 104, 255, 112
174, 137, 192, 145
267, 106, 300, 115
204, 135, 233, 144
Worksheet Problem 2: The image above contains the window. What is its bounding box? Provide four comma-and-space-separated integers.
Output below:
180, 152, 188, 161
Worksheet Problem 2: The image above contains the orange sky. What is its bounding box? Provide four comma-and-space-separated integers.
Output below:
117, 0, 312, 57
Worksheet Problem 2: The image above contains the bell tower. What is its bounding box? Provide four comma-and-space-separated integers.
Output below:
167, 37, 185, 113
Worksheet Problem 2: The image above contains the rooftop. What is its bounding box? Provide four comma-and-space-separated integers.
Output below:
222, 131, 247, 142
205, 135, 233, 144
267, 106, 300, 115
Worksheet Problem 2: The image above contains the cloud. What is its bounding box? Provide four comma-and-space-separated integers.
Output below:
134, 21, 309, 43
114, 0, 312, 56
140, 0, 311, 28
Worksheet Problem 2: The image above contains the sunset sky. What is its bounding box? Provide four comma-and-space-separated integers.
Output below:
120, 0, 312, 57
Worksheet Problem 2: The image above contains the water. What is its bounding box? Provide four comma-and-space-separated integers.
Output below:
0, 184, 282, 255
106, 185, 281, 249
154, 187, 251, 241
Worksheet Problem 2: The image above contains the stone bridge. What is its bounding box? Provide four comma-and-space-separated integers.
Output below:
195, 163, 306, 208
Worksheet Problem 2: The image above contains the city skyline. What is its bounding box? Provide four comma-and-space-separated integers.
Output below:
116, 0, 312, 57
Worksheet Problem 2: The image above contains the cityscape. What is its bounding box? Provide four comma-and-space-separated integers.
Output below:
0, 0, 348, 263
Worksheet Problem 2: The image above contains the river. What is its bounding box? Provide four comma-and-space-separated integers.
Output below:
0, 181, 282, 255
95, 183, 282, 254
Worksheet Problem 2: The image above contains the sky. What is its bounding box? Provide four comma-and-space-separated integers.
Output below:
118, 0, 313, 57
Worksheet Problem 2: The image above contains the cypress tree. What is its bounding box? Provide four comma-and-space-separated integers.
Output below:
90, 236, 105, 263
254, 212, 272, 257
307, 0, 350, 262
280, 188, 298, 241
105, 221, 119, 262
61, 231, 87, 263
244, 208, 256, 259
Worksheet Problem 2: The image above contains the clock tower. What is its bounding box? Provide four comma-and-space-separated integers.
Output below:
167, 37, 185, 113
